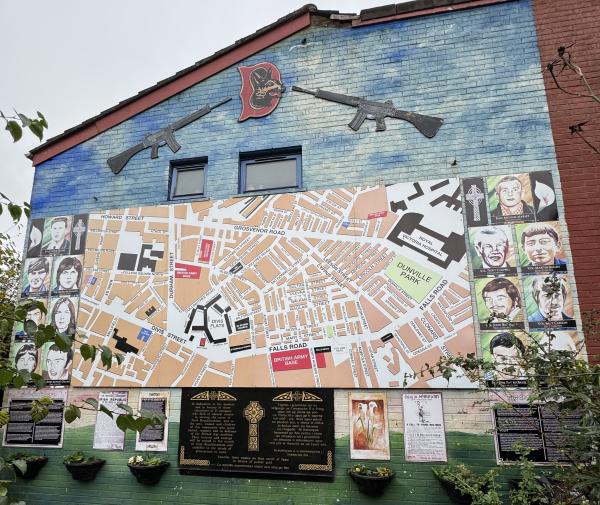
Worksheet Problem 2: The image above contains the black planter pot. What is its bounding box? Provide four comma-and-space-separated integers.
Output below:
12, 457, 48, 479
64, 459, 105, 481
349, 471, 395, 497
127, 462, 169, 485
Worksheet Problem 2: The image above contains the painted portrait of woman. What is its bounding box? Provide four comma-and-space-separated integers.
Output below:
50, 297, 77, 336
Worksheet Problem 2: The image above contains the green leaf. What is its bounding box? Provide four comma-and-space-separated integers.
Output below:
29, 121, 44, 141
0, 483, 7, 496
37, 111, 48, 128
23, 202, 31, 219
80, 344, 94, 361
0, 410, 10, 427
100, 345, 113, 369
64, 405, 81, 423
24, 319, 38, 336
11, 459, 27, 475
0, 370, 14, 386
17, 113, 32, 128
30, 399, 50, 422
5, 120, 22, 142
114, 353, 125, 365
12, 375, 24, 389
54, 332, 73, 351
83, 398, 98, 410
117, 403, 133, 415
99, 404, 113, 419
116, 414, 132, 433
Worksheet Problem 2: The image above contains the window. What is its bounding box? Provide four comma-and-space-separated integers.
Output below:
240, 147, 301, 193
169, 157, 207, 200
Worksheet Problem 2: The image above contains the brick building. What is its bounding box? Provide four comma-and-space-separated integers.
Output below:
3, 1, 597, 503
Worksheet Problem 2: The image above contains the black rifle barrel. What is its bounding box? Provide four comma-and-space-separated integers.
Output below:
171, 96, 232, 131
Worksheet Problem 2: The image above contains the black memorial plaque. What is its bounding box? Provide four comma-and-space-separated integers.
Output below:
4, 399, 64, 447
178, 388, 334, 478
494, 404, 582, 464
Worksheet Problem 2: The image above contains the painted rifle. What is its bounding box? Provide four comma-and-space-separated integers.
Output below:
292, 86, 443, 138
107, 97, 232, 174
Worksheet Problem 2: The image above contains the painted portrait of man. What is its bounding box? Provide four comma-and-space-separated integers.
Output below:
489, 175, 535, 224
469, 225, 516, 276
527, 275, 575, 328
41, 216, 72, 256
475, 277, 524, 330
517, 222, 567, 274
42, 343, 73, 383
21, 257, 51, 298
488, 332, 526, 382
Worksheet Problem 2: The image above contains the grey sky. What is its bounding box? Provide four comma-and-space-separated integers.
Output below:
0, 0, 390, 243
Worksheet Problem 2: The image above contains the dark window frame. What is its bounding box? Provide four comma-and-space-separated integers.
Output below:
239, 147, 302, 194
169, 157, 208, 200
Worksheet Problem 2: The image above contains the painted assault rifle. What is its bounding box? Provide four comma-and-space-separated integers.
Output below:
107, 97, 232, 174
292, 86, 443, 138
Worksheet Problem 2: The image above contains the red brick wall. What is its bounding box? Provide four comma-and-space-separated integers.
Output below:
533, 0, 600, 357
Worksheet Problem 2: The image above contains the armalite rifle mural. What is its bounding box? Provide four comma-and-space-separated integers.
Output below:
292, 86, 444, 136
107, 97, 232, 174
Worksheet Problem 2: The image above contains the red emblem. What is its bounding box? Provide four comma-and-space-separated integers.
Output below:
238, 62, 285, 122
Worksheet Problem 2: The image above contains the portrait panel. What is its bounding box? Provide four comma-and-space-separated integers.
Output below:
41, 341, 72, 387
21, 257, 52, 299
516, 221, 567, 275
523, 274, 576, 330
529, 171, 559, 222
41, 216, 72, 256
13, 300, 47, 338
487, 174, 534, 225
26, 218, 45, 259
474, 276, 524, 331
481, 331, 528, 388
10, 340, 41, 380
51, 255, 84, 296
48, 296, 80, 337
70, 214, 89, 255
468, 225, 516, 277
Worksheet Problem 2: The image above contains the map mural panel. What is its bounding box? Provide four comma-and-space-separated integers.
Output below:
71, 179, 477, 388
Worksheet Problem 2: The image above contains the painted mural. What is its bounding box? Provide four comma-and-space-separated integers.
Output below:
71, 178, 475, 388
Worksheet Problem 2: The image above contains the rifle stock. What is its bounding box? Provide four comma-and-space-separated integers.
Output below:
107, 142, 145, 174
390, 110, 443, 139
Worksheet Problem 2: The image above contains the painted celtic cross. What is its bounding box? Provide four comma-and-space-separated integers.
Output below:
243, 401, 265, 452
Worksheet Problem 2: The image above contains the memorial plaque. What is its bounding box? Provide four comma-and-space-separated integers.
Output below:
3, 389, 66, 448
494, 404, 582, 464
178, 388, 334, 478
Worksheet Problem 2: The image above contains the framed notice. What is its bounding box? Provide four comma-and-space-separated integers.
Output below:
403, 393, 447, 462
93, 391, 128, 450
178, 388, 334, 478
3, 389, 67, 448
349, 392, 390, 460
136, 391, 169, 452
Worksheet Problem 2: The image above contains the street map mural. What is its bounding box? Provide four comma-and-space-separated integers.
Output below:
71, 178, 476, 388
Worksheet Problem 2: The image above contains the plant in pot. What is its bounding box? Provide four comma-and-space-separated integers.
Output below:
432, 464, 501, 505
7, 452, 48, 480
127, 454, 169, 485
348, 463, 395, 497
63, 451, 105, 482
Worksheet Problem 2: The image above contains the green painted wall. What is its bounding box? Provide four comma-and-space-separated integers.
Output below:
3, 427, 515, 505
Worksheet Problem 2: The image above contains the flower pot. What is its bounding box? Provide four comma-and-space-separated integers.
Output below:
64, 459, 105, 481
13, 457, 48, 480
349, 471, 395, 497
127, 462, 169, 485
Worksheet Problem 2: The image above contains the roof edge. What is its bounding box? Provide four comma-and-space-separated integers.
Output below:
29, 4, 321, 166
354, 0, 515, 27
